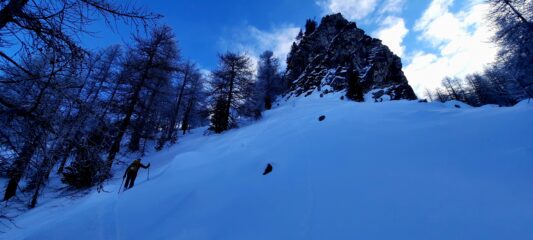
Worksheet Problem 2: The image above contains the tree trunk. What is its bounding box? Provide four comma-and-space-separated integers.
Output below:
166, 67, 190, 144
29, 155, 53, 208
181, 98, 194, 135
29, 181, 41, 208
129, 74, 165, 152
264, 95, 272, 110
223, 66, 236, 131
3, 139, 37, 201
104, 82, 142, 177
128, 121, 143, 152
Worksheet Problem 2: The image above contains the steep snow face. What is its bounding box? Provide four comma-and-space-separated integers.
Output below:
4, 96, 533, 240
285, 14, 417, 101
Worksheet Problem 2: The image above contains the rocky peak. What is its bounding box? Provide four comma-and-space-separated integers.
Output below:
285, 13, 417, 101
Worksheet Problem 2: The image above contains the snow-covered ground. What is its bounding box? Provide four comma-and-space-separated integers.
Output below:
3, 94, 533, 240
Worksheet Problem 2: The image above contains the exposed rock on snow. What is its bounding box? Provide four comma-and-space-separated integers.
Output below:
263, 163, 273, 175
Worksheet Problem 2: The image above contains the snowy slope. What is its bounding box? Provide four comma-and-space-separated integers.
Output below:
3, 94, 533, 240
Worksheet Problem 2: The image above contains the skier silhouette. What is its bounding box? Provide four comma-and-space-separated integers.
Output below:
123, 158, 150, 190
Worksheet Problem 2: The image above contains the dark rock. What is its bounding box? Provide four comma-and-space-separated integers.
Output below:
285, 13, 417, 101
418, 99, 428, 103
318, 115, 326, 121
454, 104, 461, 108
263, 163, 273, 175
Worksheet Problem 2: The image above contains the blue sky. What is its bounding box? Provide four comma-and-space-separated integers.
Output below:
83, 0, 498, 96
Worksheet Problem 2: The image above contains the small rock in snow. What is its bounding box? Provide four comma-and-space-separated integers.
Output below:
263, 163, 273, 175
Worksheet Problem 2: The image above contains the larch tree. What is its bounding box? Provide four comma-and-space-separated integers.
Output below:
209, 52, 255, 133
487, 0, 533, 99
102, 25, 179, 186
0, 0, 159, 204
255, 51, 283, 111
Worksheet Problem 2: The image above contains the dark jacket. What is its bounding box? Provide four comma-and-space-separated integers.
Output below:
123, 160, 149, 178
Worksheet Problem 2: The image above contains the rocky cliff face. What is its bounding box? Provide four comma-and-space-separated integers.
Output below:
285, 13, 417, 101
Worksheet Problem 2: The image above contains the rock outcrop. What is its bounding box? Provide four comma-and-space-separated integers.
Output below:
285, 13, 417, 101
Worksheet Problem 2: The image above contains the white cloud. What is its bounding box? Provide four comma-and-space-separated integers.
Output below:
219, 25, 300, 70
317, 0, 380, 20
246, 26, 300, 64
405, 0, 498, 96
415, 0, 454, 31
380, 0, 405, 14
373, 16, 409, 57
414, 0, 463, 47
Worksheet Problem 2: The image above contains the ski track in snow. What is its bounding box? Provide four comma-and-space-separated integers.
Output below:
2, 94, 533, 240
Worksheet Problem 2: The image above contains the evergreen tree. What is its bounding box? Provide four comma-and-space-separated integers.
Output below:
346, 66, 364, 101
156, 62, 207, 150
285, 42, 303, 84
209, 52, 255, 133
180, 69, 208, 135
210, 98, 230, 134
305, 19, 317, 35
255, 51, 284, 110
296, 29, 304, 41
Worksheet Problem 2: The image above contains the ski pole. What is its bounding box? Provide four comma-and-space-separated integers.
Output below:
118, 177, 125, 194
147, 166, 150, 181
